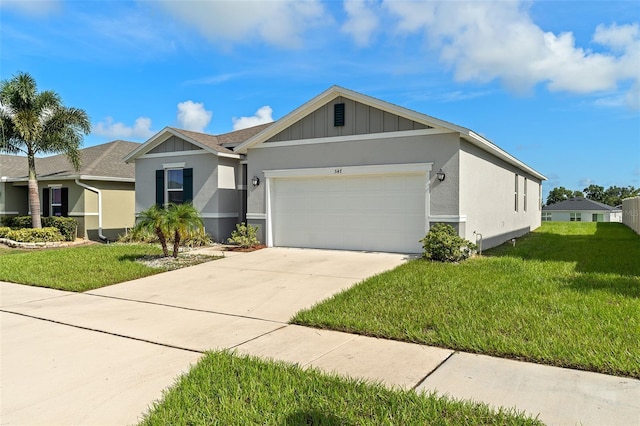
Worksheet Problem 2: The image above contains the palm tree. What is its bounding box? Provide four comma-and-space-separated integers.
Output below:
166, 203, 204, 258
135, 204, 170, 257
0, 72, 91, 228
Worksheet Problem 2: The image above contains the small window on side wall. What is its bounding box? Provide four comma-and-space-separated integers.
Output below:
570, 212, 581, 222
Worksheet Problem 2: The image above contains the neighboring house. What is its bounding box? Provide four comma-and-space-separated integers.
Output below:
128, 86, 546, 253
542, 197, 623, 223
0, 140, 139, 240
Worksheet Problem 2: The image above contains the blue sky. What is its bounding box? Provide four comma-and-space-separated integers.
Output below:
1, 0, 639, 198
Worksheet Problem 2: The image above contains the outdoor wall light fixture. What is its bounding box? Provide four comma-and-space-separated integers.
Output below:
436, 169, 446, 182
252, 176, 260, 187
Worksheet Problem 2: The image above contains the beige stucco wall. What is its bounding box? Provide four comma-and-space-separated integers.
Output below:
459, 140, 543, 249
1, 183, 28, 217
81, 180, 135, 240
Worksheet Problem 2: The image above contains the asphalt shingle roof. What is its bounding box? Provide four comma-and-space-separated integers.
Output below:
0, 140, 139, 181
167, 123, 272, 155
542, 197, 620, 211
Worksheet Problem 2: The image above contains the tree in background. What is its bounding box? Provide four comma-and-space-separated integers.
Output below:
546, 187, 583, 205
583, 184, 606, 203
547, 184, 640, 206
0, 72, 91, 228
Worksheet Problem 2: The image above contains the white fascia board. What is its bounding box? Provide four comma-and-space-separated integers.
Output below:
463, 131, 547, 181
124, 127, 237, 162
264, 163, 432, 179
253, 128, 454, 149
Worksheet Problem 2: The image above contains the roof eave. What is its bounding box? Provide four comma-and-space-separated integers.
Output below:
125, 127, 239, 162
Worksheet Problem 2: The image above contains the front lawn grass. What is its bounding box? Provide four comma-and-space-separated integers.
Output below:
139, 351, 541, 425
0, 244, 214, 292
293, 223, 640, 379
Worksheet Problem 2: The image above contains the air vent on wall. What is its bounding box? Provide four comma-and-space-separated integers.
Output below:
334, 103, 345, 127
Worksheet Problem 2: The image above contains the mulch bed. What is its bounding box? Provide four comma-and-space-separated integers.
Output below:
225, 244, 267, 252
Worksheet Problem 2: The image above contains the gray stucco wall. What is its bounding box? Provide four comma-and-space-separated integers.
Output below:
1, 183, 28, 216
133, 152, 241, 242
246, 131, 462, 243
459, 140, 542, 249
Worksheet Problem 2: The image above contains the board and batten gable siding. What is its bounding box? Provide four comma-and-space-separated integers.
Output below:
458, 139, 542, 249
266, 96, 430, 143
246, 131, 462, 244
148, 135, 201, 154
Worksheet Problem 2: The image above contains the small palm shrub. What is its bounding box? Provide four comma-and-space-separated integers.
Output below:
420, 223, 476, 262
228, 223, 260, 248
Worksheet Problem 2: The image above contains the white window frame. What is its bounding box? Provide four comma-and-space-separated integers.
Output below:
165, 167, 184, 205
570, 212, 581, 222
542, 211, 552, 222
49, 185, 62, 217
523, 177, 528, 212
514, 174, 519, 212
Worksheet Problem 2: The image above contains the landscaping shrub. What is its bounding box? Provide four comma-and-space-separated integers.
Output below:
6, 227, 64, 243
0, 227, 10, 238
1, 216, 32, 229
42, 217, 77, 241
228, 222, 260, 248
1, 216, 77, 241
420, 223, 476, 262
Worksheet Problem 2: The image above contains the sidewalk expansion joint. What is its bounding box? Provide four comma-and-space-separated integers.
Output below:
300, 333, 359, 368
0, 309, 204, 354
0, 292, 77, 309
84, 292, 285, 325
228, 324, 289, 350
412, 350, 457, 391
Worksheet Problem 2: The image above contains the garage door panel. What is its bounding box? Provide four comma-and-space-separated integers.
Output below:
272, 173, 426, 253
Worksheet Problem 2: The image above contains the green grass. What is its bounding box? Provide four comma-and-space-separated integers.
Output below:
139, 351, 541, 425
0, 244, 168, 292
293, 223, 640, 379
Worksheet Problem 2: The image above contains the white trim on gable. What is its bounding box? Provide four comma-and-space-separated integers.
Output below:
254, 128, 454, 149
124, 127, 241, 162
139, 150, 210, 160
234, 85, 546, 182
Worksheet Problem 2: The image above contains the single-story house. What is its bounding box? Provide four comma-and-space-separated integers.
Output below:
126, 86, 547, 253
0, 140, 139, 240
542, 197, 623, 223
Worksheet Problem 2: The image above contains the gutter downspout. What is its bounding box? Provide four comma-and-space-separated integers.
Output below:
75, 178, 107, 242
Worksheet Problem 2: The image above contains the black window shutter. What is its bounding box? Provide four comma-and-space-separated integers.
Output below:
61, 188, 69, 217
155, 169, 164, 207
42, 188, 50, 217
183, 168, 193, 203
334, 103, 345, 127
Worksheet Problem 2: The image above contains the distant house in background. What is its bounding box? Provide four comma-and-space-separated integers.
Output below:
0, 140, 139, 240
542, 197, 622, 223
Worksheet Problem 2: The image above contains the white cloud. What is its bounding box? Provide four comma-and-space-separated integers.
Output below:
93, 117, 154, 140
379, 1, 640, 109
342, 0, 379, 47
232, 106, 274, 131
156, 0, 328, 49
176, 101, 212, 132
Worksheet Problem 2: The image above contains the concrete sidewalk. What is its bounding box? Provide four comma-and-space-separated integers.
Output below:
1, 248, 639, 425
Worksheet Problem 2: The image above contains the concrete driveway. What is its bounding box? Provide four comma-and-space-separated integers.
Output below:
0, 248, 409, 425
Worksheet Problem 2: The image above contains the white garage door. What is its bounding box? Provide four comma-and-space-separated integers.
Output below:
270, 169, 427, 253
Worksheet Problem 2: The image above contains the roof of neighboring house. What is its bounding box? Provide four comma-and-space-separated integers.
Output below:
1, 140, 139, 182
234, 85, 547, 181
543, 197, 621, 212
125, 123, 273, 162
